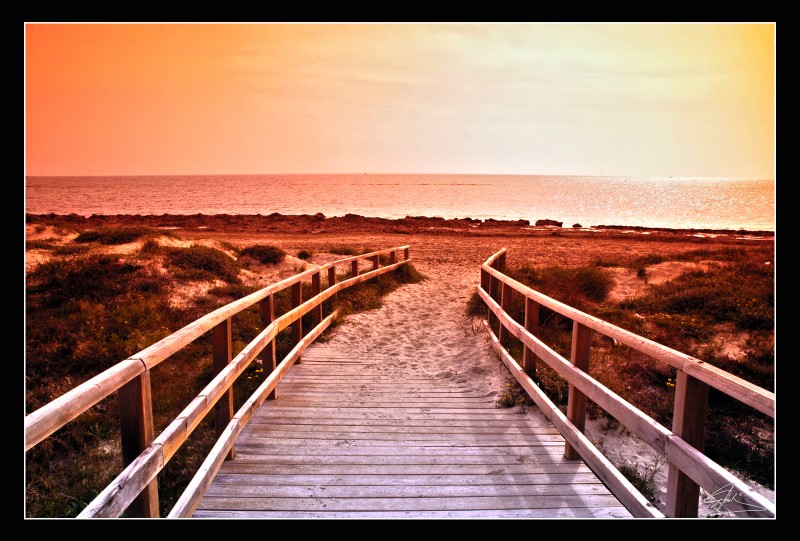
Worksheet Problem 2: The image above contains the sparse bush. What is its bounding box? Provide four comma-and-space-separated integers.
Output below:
164, 245, 240, 283
240, 244, 285, 264
328, 245, 360, 256
74, 226, 163, 245
297, 249, 312, 260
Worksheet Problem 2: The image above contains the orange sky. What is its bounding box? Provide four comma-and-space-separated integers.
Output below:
24, 23, 775, 178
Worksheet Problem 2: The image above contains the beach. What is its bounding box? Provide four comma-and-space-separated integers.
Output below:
25, 213, 775, 516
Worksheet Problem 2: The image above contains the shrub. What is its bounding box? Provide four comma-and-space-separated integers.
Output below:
74, 226, 163, 245
240, 244, 285, 264
328, 245, 360, 256
164, 245, 240, 283
297, 249, 312, 260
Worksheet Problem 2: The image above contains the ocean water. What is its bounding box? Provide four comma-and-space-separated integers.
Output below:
24, 174, 775, 231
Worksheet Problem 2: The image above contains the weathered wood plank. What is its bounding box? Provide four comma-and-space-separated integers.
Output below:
193, 507, 631, 518
565, 321, 592, 460
236, 432, 566, 444
215, 452, 571, 465
241, 424, 559, 435
205, 472, 606, 486
204, 462, 593, 476
203, 483, 613, 499
196, 494, 626, 512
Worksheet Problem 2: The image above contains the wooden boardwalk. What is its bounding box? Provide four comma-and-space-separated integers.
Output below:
194, 345, 632, 518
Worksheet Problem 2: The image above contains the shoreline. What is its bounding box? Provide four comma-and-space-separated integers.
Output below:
24, 212, 775, 238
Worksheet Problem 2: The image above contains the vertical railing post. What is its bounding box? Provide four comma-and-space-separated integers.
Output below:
390, 251, 397, 265
351, 260, 359, 278
565, 321, 592, 460
311, 271, 322, 327
523, 297, 539, 377
489, 264, 501, 335
212, 318, 234, 460
499, 282, 513, 345
259, 294, 277, 400
371, 255, 379, 271
118, 370, 159, 517
327, 266, 337, 304
497, 251, 506, 271
666, 371, 709, 517
291, 281, 303, 363
404, 247, 410, 261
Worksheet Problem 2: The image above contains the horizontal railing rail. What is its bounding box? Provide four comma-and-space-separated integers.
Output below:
26, 245, 411, 518
479, 248, 774, 518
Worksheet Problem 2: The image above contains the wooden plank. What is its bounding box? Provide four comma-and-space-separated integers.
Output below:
481, 260, 774, 417
212, 318, 234, 460
216, 452, 571, 465
205, 463, 593, 476
195, 494, 626, 512
565, 321, 591, 460
233, 436, 567, 447
25, 359, 144, 451
242, 424, 559, 435
227, 445, 566, 457
117, 370, 159, 518
234, 430, 564, 447
203, 483, 613, 499
193, 507, 631, 519
290, 281, 302, 359
204, 472, 605, 486
246, 417, 553, 428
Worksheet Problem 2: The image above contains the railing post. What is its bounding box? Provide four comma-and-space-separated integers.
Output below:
390, 251, 397, 265
497, 251, 506, 271
666, 370, 709, 517
291, 281, 303, 363
404, 247, 410, 261
565, 321, 592, 460
371, 255, 379, 271
118, 370, 159, 517
259, 294, 277, 400
489, 267, 501, 335
351, 260, 359, 277
212, 318, 234, 460
327, 266, 337, 304
499, 282, 513, 345
523, 297, 539, 377
312, 271, 322, 327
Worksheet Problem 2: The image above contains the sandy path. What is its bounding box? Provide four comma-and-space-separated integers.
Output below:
312, 259, 515, 399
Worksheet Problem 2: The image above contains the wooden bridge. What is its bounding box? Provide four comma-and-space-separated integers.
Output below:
25, 245, 775, 518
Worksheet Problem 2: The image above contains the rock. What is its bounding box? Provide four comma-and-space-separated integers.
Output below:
314, 212, 326, 220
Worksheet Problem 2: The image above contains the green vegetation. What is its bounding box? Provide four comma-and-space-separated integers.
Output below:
470, 245, 774, 488
617, 456, 666, 502
297, 249, 312, 260
25, 237, 425, 517
165, 245, 241, 283
239, 244, 286, 264
74, 226, 167, 245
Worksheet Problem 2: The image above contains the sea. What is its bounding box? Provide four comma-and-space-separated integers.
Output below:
24, 174, 775, 232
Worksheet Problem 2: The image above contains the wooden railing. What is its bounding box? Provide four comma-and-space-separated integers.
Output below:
479, 248, 775, 518
25, 245, 412, 518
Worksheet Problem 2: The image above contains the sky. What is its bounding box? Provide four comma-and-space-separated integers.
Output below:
24, 23, 775, 179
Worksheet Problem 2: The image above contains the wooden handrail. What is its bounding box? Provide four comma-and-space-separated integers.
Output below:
479, 249, 774, 518
26, 246, 411, 518
25, 245, 410, 451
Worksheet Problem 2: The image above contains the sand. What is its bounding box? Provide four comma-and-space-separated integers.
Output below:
25, 215, 776, 517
